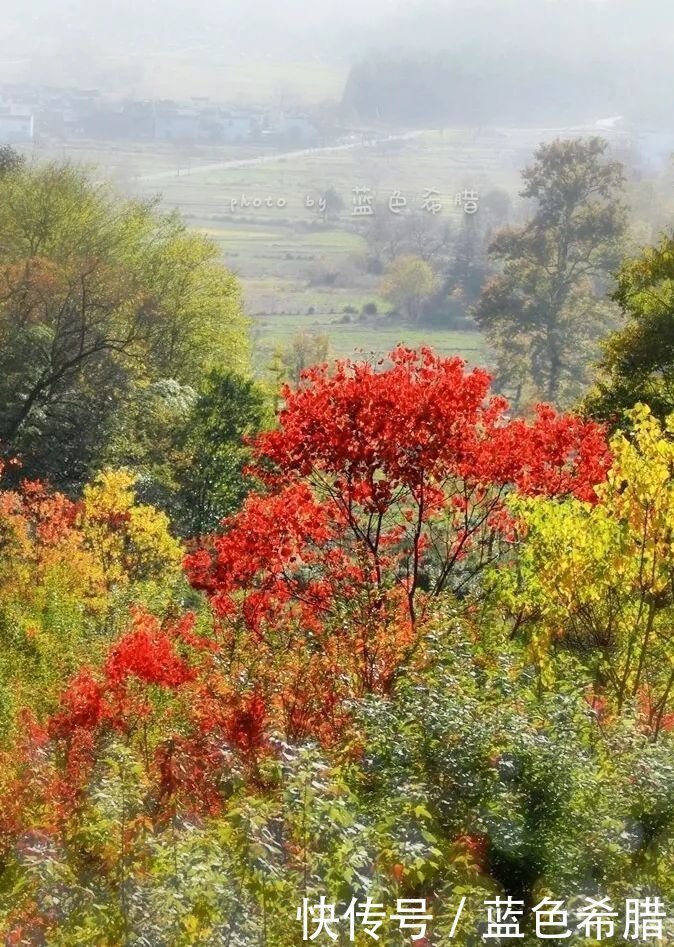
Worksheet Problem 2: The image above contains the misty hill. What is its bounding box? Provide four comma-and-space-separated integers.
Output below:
341, 51, 671, 128
1, 0, 673, 124
342, 0, 674, 128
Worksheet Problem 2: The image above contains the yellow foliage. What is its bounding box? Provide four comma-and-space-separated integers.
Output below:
81, 469, 183, 587
498, 405, 674, 729
0, 469, 184, 734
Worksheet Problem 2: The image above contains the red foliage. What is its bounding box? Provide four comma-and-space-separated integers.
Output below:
254, 347, 608, 507
46, 613, 196, 748
637, 687, 674, 736
223, 690, 268, 754
484, 403, 610, 503
185, 348, 609, 741
0, 348, 613, 838
189, 349, 608, 624
10, 609, 278, 826
48, 669, 107, 738
187, 482, 337, 632
16, 478, 80, 545
104, 613, 194, 690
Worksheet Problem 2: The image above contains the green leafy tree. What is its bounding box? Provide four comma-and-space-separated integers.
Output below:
0, 146, 25, 177
585, 232, 674, 422
175, 369, 271, 535
476, 138, 627, 406
321, 186, 345, 222
440, 215, 491, 310
101, 377, 198, 511
101, 371, 269, 536
0, 161, 248, 490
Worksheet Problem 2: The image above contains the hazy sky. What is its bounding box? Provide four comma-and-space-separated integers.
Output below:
1, 0, 672, 108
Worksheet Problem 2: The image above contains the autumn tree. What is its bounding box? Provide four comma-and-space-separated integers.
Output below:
497, 405, 674, 736
7, 349, 674, 946
381, 254, 438, 322
476, 137, 627, 406
0, 462, 183, 739
186, 348, 609, 736
0, 161, 248, 490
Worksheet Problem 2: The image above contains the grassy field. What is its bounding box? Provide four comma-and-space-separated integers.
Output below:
152, 129, 520, 228
250, 311, 489, 367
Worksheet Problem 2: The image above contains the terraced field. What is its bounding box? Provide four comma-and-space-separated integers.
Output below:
34, 126, 556, 372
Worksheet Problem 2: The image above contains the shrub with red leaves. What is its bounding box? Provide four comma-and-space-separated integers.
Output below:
184, 348, 609, 738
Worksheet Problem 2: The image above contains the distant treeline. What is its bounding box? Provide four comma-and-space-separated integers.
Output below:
342, 53, 655, 127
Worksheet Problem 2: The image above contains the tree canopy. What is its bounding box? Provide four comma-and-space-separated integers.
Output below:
476, 137, 627, 407
585, 231, 674, 422
0, 161, 248, 489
